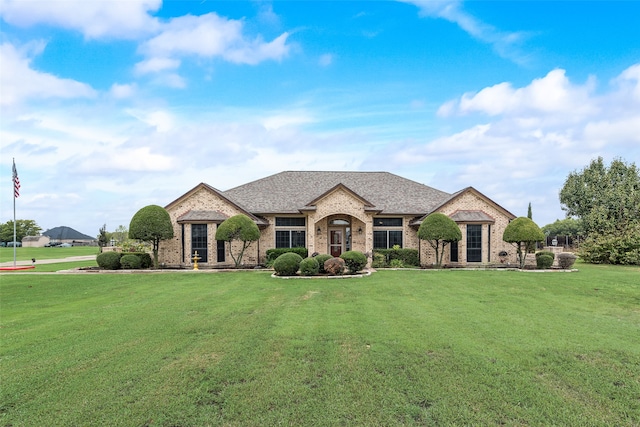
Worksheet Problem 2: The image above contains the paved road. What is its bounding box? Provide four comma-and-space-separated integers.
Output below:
0, 255, 96, 268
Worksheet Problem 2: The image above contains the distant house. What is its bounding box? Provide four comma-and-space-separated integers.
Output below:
161, 171, 517, 267
22, 235, 50, 248
42, 226, 97, 246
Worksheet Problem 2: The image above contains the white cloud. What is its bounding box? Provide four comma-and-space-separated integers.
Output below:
0, 0, 161, 39
136, 12, 291, 78
134, 57, 181, 75
0, 42, 97, 106
400, 0, 530, 64
127, 109, 176, 132
367, 64, 640, 225
109, 83, 137, 99
443, 69, 598, 120
261, 112, 314, 131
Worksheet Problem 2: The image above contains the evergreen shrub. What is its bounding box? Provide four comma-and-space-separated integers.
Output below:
273, 252, 303, 276
120, 254, 142, 269
340, 250, 367, 273
374, 248, 419, 267
313, 254, 332, 273
536, 251, 555, 269
97, 251, 122, 270
299, 257, 320, 276
266, 247, 308, 266
536, 254, 554, 269
371, 252, 387, 268
389, 259, 405, 268
131, 252, 153, 268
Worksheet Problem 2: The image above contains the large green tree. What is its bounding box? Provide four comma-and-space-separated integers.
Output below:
503, 217, 545, 269
559, 157, 640, 264
215, 214, 260, 268
417, 212, 462, 267
560, 157, 639, 234
541, 218, 584, 238
0, 219, 42, 243
129, 205, 174, 268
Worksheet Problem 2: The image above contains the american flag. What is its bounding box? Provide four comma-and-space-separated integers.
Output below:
12, 159, 20, 198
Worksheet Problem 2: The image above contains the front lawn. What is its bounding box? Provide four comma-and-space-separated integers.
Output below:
1, 264, 638, 426
0, 246, 99, 262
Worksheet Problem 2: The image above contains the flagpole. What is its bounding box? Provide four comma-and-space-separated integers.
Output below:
13, 179, 17, 267
12, 158, 18, 267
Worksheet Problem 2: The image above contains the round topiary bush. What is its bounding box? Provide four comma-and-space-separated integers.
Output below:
131, 252, 153, 268
324, 257, 345, 276
536, 251, 555, 269
340, 250, 367, 273
273, 252, 303, 276
313, 254, 332, 273
536, 253, 554, 269
557, 252, 577, 269
121, 254, 142, 269
299, 257, 320, 276
97, 251, 122, 270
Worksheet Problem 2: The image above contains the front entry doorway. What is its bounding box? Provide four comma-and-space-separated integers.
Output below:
329, 228, 344, 257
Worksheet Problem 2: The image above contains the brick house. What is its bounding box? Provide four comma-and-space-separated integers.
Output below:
161, 171, 517, 267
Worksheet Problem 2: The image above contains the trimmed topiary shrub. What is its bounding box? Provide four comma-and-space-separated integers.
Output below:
324, 257, 345, 275
121, 254, 142, 269
535, 251, 555, 269
124, 252, 153, 268
97, 251, 122, 270
340, 250, 367, 274
266, 247, 308, 266
299, 257, 320, 276
273, 252, 303, 276
536, 254, 554, 269
134, 252, 153, 269
503, 217, 545, 269
557, 252, 578, 269
313, 254, 332, 273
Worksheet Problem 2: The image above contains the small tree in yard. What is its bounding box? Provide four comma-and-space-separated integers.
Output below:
417, 213, 462, 267
503, 217, 545, 269
129, 205, 174, 269
215, 214, 260, 268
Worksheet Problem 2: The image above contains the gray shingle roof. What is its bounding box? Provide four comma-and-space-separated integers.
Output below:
450, 210, 496, 223
177, 210, 229, 223
43, 226, 95, 241
222, 171, 451, 215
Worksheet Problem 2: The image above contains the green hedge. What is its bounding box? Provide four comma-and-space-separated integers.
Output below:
273, 252, 303, 276
97, 252, 122, 270
299, 257, 320, 276
121, 254, 142, 269
129, 252, 153, 268
340, 250, 367, 274
536, 251, 555, 269
313, 254, 332, 273
266, 247, 308, 266
373, 248, 419, 267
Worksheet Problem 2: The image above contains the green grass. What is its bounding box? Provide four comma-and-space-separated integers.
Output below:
1, 264, 638, 426
0, 246, 99, 262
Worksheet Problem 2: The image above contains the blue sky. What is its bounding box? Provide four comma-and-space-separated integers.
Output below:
1, 0, 639, 237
